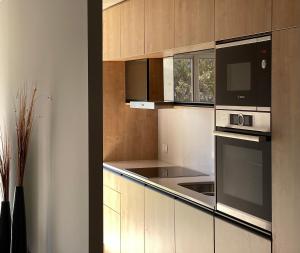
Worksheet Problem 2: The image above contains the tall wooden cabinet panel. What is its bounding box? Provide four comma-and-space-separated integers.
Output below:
215, 0, 271, 40
145, 0, 175, 54
103, 5, 121, 60
174, 0, 214, 47
120, 0, 145, 58
120, 177, 145, 253
145, 188, 175, 253
215, 218, 271, 253
104, 205, 121, 253
175, 200, 214, 253
273, 0, 300, 30
272, 28, 300, 253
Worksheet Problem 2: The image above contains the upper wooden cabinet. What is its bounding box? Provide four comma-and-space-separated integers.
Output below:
121, 0, 145, 58
174, 0, 214, 47
145, 0, 175, 54
215, 218, 271, 253
272, 27, 300, 253
145, 188, 175, 253
215, 0, 271, 40
103, 5, 121, 60
175, 200, 214, 253
273, 0, 300, 31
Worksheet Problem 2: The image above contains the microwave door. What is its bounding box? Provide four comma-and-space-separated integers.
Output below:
216, 38, 271, 108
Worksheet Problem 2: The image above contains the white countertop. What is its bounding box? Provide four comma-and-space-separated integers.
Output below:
103, 160, 215, 210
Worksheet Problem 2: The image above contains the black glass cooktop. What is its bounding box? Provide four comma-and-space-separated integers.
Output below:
126, 166, 208, 179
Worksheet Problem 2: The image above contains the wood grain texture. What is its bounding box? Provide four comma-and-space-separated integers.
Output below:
103, 61, 158, 161
120, 177, 145, 253
174, 0, 214, 47
215, 0, 271, 40
103, 185, 121, 213
145, 188, 175, 253
149, 59, 164, 101
273, 0, 300, 31
145, 0, 175, 54
103, 169, 121, 192
103, 5, 121, 60
103, 205, 121, 253
120, 0, 145, 58
215, 218, 271, 253
175, 200, 214, 253
272, 28, 300, 253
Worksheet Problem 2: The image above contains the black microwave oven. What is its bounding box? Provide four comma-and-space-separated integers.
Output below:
216, 35, 271, 110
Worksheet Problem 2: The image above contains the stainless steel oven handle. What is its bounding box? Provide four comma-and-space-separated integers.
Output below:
213, 131, 265, 142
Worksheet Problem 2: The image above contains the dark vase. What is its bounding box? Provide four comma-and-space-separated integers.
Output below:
12, 186, 27, 253
0, 201, 11, 253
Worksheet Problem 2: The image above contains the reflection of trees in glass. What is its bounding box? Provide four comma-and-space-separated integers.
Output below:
197, 59, 215, 103
174, 59, 192, 102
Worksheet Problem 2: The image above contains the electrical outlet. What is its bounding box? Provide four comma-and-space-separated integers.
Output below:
162, 144, 168, 153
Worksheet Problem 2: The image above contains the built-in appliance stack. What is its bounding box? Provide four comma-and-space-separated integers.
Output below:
214, 35, 272, 232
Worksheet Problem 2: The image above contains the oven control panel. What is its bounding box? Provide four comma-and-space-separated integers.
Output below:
216, 110, 271, 132
230, 114, 253, 127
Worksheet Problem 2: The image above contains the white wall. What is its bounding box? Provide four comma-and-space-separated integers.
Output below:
158, 107, 215, 175
0, 0, 88, 252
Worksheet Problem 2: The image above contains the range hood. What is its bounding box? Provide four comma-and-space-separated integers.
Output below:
125, 58, 174, 109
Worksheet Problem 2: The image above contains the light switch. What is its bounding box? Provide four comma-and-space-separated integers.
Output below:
162, 144, 168, 153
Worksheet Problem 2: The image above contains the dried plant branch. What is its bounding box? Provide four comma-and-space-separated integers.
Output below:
0, 131, 10, 201
16, 87, 37, 186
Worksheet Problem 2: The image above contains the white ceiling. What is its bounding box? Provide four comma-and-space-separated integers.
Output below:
103, 0, 126, 10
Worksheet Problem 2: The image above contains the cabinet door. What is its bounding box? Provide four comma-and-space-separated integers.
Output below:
273, 0, 300, 30
104, 205, 121, 253
103, 169, 121, 192
145, 0, 174, 54
272, 28, 300, 253
175, 200, 214, 253
215, 218, 271, 253
103, 5, 121, 60
120, 177, 145, 253
145, 188, 175, 253
174, 0, 214, 47
215, 0, 271, 40
120, 0, 145, 58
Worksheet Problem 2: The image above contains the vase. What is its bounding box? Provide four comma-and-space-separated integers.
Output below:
0, 201, 11, 253
12, 186, 27, 253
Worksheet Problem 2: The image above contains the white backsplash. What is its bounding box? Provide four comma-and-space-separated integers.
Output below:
158, 107, 215, 175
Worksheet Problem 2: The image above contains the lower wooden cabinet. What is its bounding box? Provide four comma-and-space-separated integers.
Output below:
145, 188, 175, 253
104, 205, 121, 253
175, 200, 214, 253
120, 177, 145, 253
215, 218, 271, 253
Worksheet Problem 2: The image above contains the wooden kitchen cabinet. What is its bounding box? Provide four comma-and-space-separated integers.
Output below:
145, 188, 175, 253
272, 28, 300, 253
272, 0, 300, 31
103, 5, 121, 60
104, 205, 121, 253
215, 0, 271, 40
120, 177, 145, 253
120, 0, 145, 58
174, 0, 214, 47
103, 169, 121, 192
145, 0, 174, 54
175, 200, 214, 253
215, 218, 271, 253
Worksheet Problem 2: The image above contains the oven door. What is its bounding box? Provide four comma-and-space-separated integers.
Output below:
216, 37, 271, 108
215, 131, 271, 231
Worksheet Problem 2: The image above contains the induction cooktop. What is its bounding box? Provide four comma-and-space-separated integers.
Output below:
126, 166, 208, 179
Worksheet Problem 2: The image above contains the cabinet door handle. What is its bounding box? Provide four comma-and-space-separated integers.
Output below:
213, 131, 266, 143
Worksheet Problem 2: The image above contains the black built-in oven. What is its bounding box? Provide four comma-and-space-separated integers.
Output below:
214, 109, 272, 231
216, 35, 271, 110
